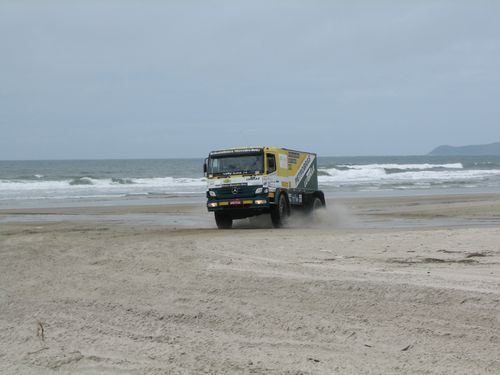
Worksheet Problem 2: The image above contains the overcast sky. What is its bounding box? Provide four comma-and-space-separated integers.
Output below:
1, 1, 499, 159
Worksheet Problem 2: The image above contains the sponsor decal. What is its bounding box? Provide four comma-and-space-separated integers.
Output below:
303, 164, 315, 188
295, 154, 315, 186
244, 175, 263, 186
279, 154, 288, 169
210, 148, 261, 156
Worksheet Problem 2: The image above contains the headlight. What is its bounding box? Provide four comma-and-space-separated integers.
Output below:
255, 187, 269, 194
207, 202, 218, 207
209, 190, 216, 197
254, 199, 267, 205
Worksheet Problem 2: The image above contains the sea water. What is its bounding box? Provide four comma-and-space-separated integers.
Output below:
1, 155, 500, 208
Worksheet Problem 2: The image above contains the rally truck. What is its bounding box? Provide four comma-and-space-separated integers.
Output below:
203, 146, 325, 229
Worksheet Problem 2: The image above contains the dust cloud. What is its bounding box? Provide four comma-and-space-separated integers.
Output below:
232, 202, 358, 229
287, 203, 358, 229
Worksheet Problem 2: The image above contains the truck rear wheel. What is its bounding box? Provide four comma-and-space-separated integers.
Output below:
215, 212, 232, 229
309, 196, 326, 222
271, 193, 289, 228
312, 197, 325, 211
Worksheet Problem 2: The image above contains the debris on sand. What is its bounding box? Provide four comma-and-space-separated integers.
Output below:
401, 344, 413, 352
466, 252, 487, 258
307, 357, 320, 363
388, 257, 478, 265
36, 321, 45, 341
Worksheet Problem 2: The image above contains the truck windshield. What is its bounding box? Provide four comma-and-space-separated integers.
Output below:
209, 153, 264, 176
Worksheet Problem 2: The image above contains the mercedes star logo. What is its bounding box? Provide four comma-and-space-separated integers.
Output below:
232, 187, 239, 194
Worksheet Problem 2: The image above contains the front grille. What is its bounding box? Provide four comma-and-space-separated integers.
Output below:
214, 185, 257, 199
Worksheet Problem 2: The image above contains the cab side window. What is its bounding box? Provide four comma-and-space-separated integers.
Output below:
267, 154, 276, 173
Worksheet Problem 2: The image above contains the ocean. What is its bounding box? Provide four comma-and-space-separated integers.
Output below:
1, 155, 500, 208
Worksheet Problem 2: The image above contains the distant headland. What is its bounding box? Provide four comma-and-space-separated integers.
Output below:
428, 141, 500, 156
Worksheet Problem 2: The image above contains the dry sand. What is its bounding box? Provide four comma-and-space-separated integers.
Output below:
1, 193, 500, 374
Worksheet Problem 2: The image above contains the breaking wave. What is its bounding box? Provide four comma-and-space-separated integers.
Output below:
69, 177, 95, 185
0, 176, 207, 201
1, 159, 500, 203
317, 162, 500, 190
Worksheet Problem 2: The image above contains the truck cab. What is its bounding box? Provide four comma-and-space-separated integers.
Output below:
204, 146, 325, 229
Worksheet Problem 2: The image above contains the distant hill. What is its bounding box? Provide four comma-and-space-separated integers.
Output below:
428, 142, 500, 156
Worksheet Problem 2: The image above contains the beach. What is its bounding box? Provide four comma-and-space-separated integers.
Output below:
1, 193, 500, 374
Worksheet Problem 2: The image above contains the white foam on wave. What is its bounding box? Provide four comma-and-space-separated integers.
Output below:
0, 176, 207, 201
0, 176, 206, 190
318, 163, 468, 183
332, 163, 463, 171
319, 168, 500, 185
320, 167, 387, 181
132, 177, 206, 187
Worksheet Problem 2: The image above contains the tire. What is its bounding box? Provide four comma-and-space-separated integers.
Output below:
270, 193, 289, 228
312, 197, 325, 211
215, 212, 232, 229
309, 196, 326, 222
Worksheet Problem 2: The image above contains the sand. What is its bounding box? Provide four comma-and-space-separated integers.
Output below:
1, 193, 499, 374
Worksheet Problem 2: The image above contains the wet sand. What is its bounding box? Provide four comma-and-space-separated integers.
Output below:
1, 193, 499, 374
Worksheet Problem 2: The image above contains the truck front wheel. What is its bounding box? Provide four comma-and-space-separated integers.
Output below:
215, 212, 232, 229
271, 193, 289, 228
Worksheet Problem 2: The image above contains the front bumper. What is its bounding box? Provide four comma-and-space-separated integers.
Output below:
207, 197, 271, 219
207, 197, 270, 212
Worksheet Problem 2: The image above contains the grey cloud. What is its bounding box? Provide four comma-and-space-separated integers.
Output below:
0, 0, 499, 159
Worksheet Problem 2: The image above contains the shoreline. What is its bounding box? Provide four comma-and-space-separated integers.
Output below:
1, 191, 499, 229
2, 184, 500, 211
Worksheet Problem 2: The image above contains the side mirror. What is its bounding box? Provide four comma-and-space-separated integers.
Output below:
203, 158, 208, 177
